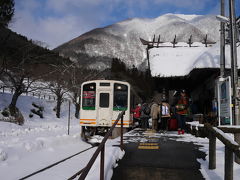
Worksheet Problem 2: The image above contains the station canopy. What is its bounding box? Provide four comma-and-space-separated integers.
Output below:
149, 42, 240, 77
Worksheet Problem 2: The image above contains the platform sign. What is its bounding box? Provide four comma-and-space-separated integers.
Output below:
217, 76, 232, 125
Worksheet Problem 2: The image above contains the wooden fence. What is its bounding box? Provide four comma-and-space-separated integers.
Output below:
187, 122, 240, 180
0, 86, 70, 102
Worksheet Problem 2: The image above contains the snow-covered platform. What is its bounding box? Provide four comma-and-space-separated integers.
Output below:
112, 129, 205, 180
112, 128, 240, 180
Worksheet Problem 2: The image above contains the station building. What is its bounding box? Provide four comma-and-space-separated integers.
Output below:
143, 40, 240, 122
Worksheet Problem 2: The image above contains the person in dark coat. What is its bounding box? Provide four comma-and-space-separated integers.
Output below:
140, 103, 150, 129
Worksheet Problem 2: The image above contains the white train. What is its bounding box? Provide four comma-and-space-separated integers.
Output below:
80, 80, 134, 139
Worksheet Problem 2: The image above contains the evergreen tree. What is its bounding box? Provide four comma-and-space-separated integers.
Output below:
0, 0, 14, 27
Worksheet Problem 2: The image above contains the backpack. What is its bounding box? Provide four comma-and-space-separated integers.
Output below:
142, 105, 151, 115
162, 104, 170, 116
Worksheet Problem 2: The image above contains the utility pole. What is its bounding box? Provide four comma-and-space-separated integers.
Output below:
229, 0, 238, 125
229, 0, 240, 164
220, 0, 226, 77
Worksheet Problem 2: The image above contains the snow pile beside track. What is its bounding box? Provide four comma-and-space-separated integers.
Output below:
0, 93, 125, 179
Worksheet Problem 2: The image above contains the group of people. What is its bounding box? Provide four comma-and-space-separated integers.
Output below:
132, 89, 189, 135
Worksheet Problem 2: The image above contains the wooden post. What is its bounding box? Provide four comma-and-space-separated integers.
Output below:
209, 132, 216, 169
100, 145, 105, 180
234, 133, 240, 164
225, 146, 233, 180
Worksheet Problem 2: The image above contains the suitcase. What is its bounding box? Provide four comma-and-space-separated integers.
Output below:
168, 118, 178, 131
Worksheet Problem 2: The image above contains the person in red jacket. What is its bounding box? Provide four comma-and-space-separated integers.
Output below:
175, 90, 189, 135
132, 104, 141, 127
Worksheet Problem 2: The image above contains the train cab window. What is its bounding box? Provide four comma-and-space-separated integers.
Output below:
100, 93, 109, 108
113, 83, 128, 111
82, 83, 96, 110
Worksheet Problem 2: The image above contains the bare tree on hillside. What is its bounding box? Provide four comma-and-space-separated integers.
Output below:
0, 45, 56, 124
45, 63, 73, 118
0, 0, 15, 28
0, 57, 5, 76
1, 66, 45, 124
67, 67, 102, 118
49, 81, 69, 118
44, 61, 105, 119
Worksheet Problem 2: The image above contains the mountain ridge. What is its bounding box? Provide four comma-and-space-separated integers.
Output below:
55, 13, 220, 70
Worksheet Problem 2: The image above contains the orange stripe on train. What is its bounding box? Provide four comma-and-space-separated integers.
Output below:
80, 122, 96, 124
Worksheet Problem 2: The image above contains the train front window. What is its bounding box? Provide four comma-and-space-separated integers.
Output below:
100, 93, 109, 108
82, 83, 96, 110
113, 83, 128, 111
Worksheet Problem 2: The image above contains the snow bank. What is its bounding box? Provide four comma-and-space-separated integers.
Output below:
85, 141, 125, 180
0, 93, 125, 179
173, 133, 240, 180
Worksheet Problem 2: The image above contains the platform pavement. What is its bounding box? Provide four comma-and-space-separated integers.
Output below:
112, 129, 206, 180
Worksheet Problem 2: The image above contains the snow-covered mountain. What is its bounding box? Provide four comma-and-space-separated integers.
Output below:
55, 13, 220, 70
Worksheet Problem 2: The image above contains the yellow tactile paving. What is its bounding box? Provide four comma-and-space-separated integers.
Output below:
138, 141, 159, 149
139, 143, 158, 146
138, 146, 159, 149
137, 129, 160, 149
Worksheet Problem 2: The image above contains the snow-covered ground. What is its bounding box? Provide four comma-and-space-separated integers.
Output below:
1, 92, 240, 179
0, 93, 124, 180
177, 133, 240, 180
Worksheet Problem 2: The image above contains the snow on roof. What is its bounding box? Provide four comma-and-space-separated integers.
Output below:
149, 43, 240, 77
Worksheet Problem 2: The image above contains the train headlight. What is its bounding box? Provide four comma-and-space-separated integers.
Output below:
117, 85, 122, 90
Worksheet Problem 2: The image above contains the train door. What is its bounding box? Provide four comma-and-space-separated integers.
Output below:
97, 90, 112, 126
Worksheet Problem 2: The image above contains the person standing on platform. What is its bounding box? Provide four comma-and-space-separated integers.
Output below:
140, 103, 150, 130
160, 99, 171, 131
150, 100, 160, 131
175, 90, 189, 135
132, 103, 141, 127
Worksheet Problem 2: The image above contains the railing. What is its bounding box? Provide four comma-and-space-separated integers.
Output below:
78, 111, 125, 180
204, 124, 240, 180
188, 123, 240, 180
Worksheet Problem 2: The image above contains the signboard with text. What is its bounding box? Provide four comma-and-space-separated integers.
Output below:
217, 76, 232, 125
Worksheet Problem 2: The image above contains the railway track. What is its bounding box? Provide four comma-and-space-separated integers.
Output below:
19, 146, 95, 180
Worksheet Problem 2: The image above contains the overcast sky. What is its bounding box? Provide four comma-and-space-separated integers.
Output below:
9, 0, 240, 49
